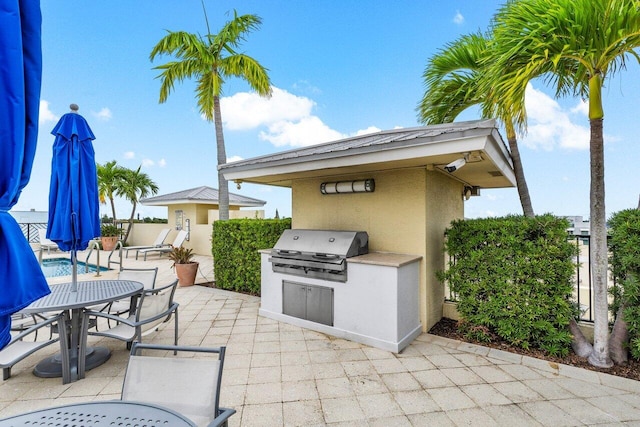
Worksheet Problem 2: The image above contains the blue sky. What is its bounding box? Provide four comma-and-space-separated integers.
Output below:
16, 1, 640, 221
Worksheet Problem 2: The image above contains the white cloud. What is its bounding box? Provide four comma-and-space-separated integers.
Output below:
123, 151, 135, 159
141, 158, 154, 167
523, 84, 590, 150
219, 86, 383, 149
92, 107, 112, 121
453, 11, 465, 25
221, 87, 314, 130
260, 116, 344, 147
227, 155, 244, 163
158, 158, 167, 167
39, 100, 58, 124
354, 126, 381, 136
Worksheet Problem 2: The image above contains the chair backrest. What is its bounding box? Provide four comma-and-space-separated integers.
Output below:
117, 268, 158, 290
171, 230, 188, 248
136, 279, 178, 327
153, 228, 171, 246
122, 343, 225, 427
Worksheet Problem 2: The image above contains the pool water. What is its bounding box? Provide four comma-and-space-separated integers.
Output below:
41, 258, 108, 278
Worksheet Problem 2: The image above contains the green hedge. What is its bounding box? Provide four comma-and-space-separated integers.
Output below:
608, 209, 640, 360
212, 218, 291, 295
439, 214, 577, 356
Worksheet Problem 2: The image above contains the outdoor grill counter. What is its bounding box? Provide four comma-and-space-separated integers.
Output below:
261, 229, 422, 352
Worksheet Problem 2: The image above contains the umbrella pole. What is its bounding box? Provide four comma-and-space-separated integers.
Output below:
71, 250, 78, 292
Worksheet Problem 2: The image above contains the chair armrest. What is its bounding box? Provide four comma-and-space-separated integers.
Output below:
206, 408, 237, 427
9, 312, 64, 344
84, 309, 137, 327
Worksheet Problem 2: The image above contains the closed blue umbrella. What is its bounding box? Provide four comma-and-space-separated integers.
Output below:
0, 0, 51, 349
47, 105, 100, 290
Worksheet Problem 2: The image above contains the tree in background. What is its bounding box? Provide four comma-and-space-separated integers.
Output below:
119, 166, 159, 243
490, 0, 640, 367
97, 160, 126, 223
417, 32, 534, 217
150, 5, 272, 221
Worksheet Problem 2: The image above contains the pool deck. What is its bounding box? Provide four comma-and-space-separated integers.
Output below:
2, 248, 640, 426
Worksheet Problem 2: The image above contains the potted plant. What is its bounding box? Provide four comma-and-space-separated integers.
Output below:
169, 247, 199, 287
100, 224, 120, 251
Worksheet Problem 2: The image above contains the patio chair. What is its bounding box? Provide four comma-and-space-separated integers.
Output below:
138, 230, 188, 260
37, 229, 58, 254
0, 312, 70, 382
88, 267, 159, 329
124, 228, 171, 259
82, 279, 179, 357
122, 342, 236, 427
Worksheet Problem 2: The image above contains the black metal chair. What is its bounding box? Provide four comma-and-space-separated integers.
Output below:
122, 342, 236, 427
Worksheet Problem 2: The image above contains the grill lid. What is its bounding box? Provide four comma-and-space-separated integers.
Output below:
272, 229, 368, 258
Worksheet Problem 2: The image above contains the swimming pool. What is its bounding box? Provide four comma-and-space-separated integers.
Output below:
41, 258, 109, 278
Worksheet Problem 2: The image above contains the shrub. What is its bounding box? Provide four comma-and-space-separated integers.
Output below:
212, 218, 291, 295
608, 208, 640, 360
439, 214, 577, 356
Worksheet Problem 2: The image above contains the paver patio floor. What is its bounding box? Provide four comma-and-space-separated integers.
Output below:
1, 251, 639, 426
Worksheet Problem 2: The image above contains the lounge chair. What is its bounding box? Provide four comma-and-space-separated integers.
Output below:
121, 342, 236, 427
138, 229, 188, 260
37, 229, 58, 254
124, 228, 171, 259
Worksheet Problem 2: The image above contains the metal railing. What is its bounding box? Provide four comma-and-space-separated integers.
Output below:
19, 222, 48, 243
444, 234, 611, 324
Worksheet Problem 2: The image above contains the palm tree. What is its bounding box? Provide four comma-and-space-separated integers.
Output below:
490, 0, 640, 367
118, 166, 159, 243
150, 7, 272, 221
417, 32, 534, 217
97, 160, 126, 223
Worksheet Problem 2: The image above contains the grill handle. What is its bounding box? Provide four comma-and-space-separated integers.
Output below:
312, 253, 339, 260
274, 249, 301, 257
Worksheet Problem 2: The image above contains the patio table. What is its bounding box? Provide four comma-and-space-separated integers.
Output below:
21, 280, 143, 383
0, 400, 195, 426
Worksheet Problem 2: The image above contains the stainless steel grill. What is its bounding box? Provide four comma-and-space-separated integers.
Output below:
269, 229, 368, 282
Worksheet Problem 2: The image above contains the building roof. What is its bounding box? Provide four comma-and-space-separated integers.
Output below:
140, 186, 266, 208
219, 119, 516, 189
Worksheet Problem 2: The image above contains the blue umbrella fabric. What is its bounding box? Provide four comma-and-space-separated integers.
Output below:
0, 0, 51, 350
47, 107, 100, 257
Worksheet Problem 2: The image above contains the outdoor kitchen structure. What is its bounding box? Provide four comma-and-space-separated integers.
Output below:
220, 119, 516, 352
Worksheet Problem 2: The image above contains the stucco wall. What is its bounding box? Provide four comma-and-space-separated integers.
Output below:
424, 170, 464, 329
291, 168, 463, 332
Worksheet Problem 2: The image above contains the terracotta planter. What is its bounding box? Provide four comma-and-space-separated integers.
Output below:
101, 236, 118, 251
175, 262, 199, 287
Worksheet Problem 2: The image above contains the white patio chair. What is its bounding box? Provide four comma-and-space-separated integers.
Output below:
122, 342, 236, 427
138, 230, 188, 260
124, 228, 171, 258
81, 279, 179, 359
37, 229, 58, 254
1, 312, 70, 382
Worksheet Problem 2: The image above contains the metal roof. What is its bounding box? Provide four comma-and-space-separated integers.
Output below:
219, 119, 516, 189
140, 186, 266, 207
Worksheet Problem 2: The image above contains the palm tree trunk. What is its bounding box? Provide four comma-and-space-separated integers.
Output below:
123, 201, 136, 244
587, 117, 613, 368
109, 195, 117, 224
213, 95, 229, 221
507, 133, 534, 217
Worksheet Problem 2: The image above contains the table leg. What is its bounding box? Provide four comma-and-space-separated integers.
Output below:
33, 308, 111, 383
